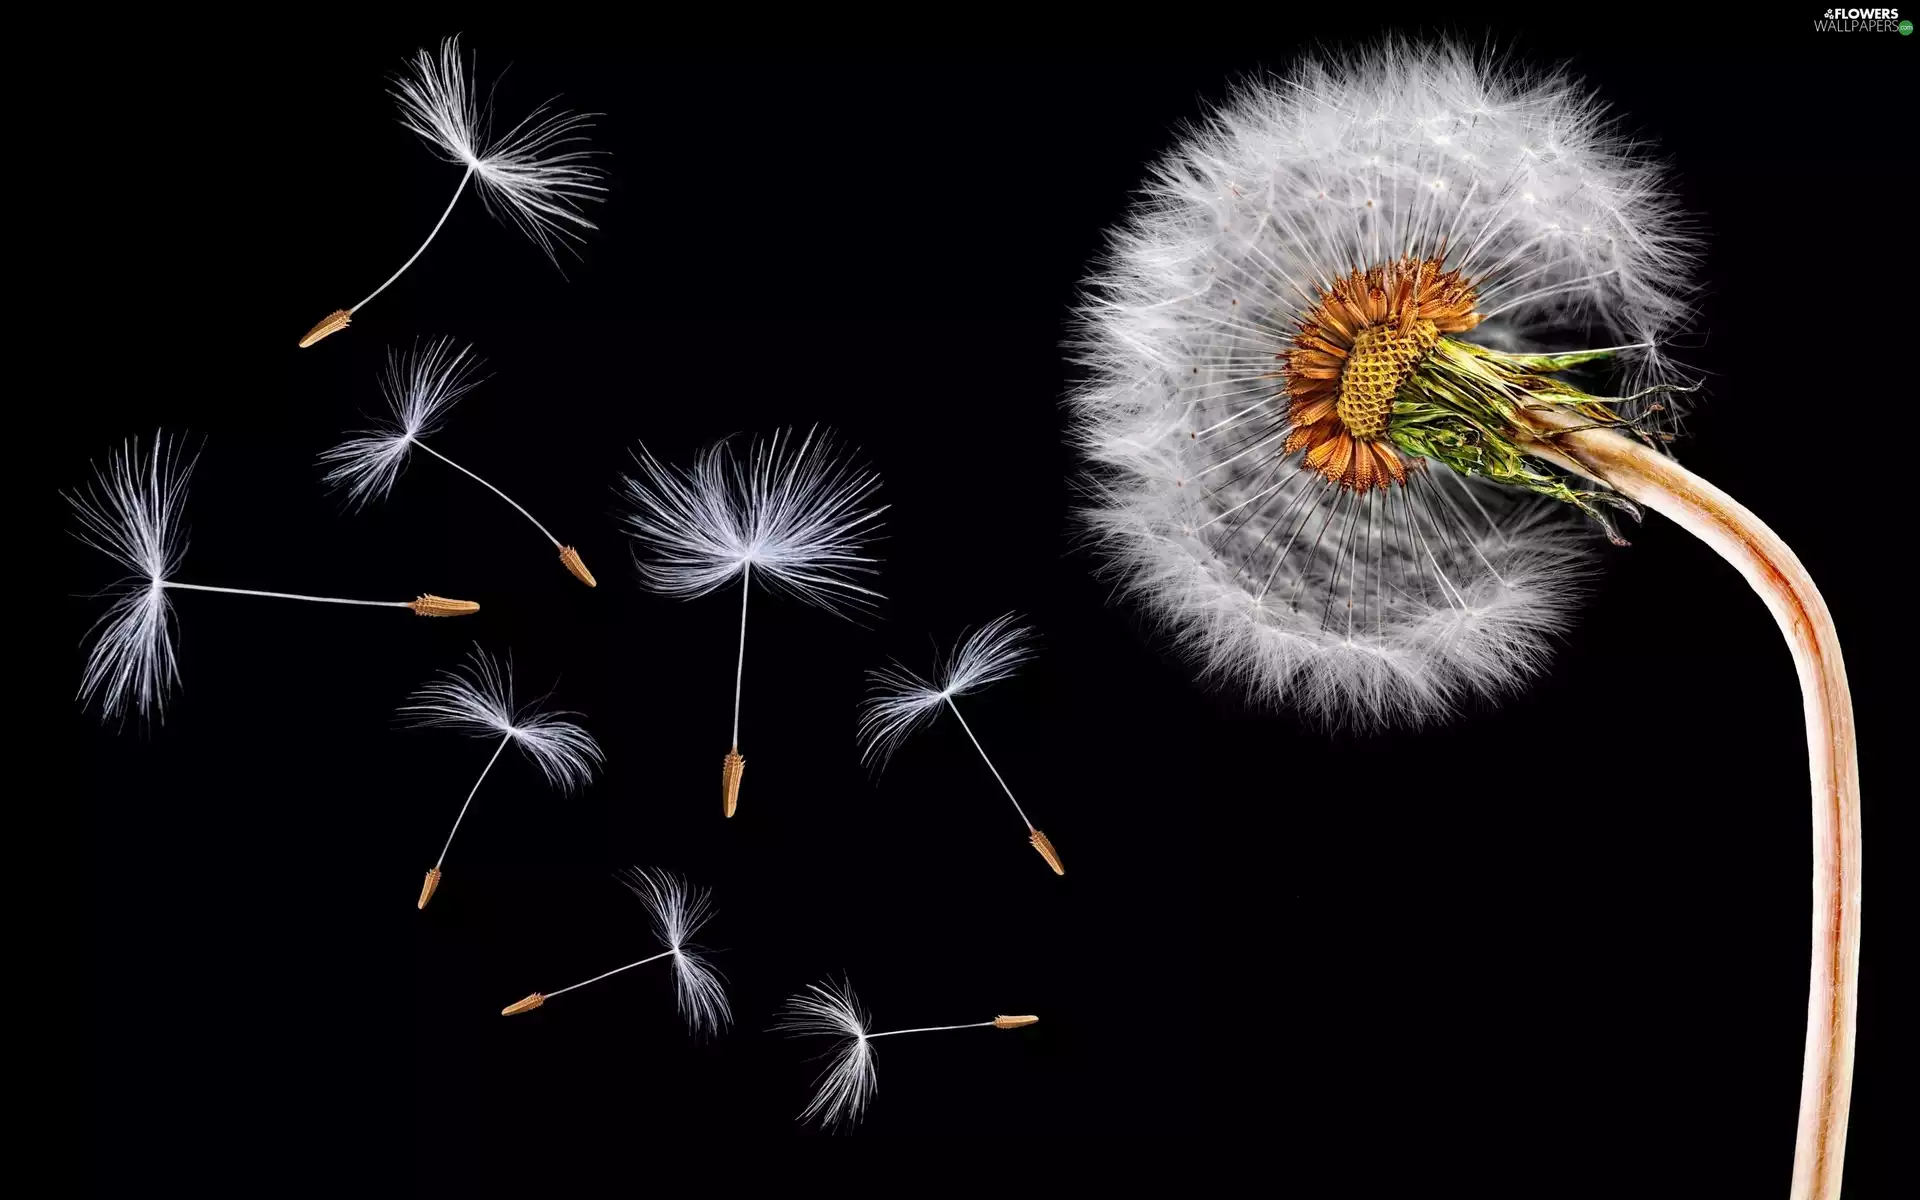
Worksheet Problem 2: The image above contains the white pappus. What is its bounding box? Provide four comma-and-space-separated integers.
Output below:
775, 978, 876, 1129
67, 433, 480, 725
401, 644, 602, 908
320, 338, 598, 586
298, 35, 605, 347
318, 337, 482, 508
498, 868, 731, 1036
1072, 41, 1695, 727
857, 612, 1037, 771
859, 614, 1064, 874
67, 434, 193, 723
620, 427, 886, 615
617, 867, 732, 1036
619, 426, 886, 817
774, 977, 1039, 1130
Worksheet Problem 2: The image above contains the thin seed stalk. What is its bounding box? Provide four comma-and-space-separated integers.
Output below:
723, 565, 750, 818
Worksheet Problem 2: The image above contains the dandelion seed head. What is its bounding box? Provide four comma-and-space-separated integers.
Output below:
1072, 40, 1693, 726
320, 338, 484, 508
392, 36, 606, 265
775, 978, 877, 1129
66, 434, 195, 722
399, 644, 602, 792
856, 613, 1035, 770
619, 427, 887, 616
619, 867, 732, 1038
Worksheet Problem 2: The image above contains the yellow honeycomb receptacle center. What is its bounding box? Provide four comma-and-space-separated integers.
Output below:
1335, 318, 1438, 440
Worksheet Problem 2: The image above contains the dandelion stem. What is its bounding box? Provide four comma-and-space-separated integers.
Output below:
1523, 413, 1860, 1200
944, 696, 1032, 830
161, 582, 412, 609
354, 165, 476, 313
414, 440, 561, 546
542, 949, 675, 1000
436, 733, 512, 868
866, 1021, 996, 1039
731, 565, 750, 749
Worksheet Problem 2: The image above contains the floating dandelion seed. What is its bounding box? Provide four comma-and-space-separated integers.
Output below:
858, 614, 1062, 874
500, 868, 730, 1036
1074, 41, 1858, 1197
298, 36, 604, 348
619, 427, 885, 818
321, 338, 596, 586
66, 433, 479, 724
775, 977, 1038, 1129
401, 644, 601, 908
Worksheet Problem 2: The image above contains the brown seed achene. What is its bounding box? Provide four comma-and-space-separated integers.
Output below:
409, 594, 482, 618
299, 309, 352, 349
558, 545, 597, 588
721, 749, 745, 818
1028, 827, 1065, 875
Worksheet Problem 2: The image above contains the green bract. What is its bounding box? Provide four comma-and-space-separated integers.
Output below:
1388, 339, 1680, 543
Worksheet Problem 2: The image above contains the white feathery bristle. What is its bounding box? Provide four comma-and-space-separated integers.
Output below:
619, 426, 887, 616
67, 434, 195, 722
857, 613, 1036, 769
320, 338, 484, 507
392, 36, 606, 265
775, 978, 877, 1129
1072, 41, 1693, 727
399, 644, 603, 791
620, 867, 732, 1038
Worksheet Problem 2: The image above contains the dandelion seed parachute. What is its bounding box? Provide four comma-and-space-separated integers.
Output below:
401, 644, 602, 907
298, 36, 604, 348
619, 427, 886, 818
776, 979, 874, 1128
1074, 41, 1858, 1198
66, 433, 479, 724
775, 977, 1038, 1129
499, 868, 731, 1036
321, 338, 597, 585
859, 614, 1063, 873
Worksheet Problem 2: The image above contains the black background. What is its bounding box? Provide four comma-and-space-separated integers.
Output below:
68, 24, 1909, 1195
